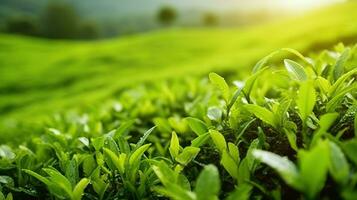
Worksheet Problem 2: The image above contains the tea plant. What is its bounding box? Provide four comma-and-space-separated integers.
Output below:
0, 44, 356, 199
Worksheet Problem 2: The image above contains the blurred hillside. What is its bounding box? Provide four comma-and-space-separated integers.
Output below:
0, 0, 342, 39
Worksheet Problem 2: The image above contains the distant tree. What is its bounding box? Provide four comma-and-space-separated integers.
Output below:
41, 2, 79, 39
157, 6, 177, 26
203, 12, 218, 26
78, 22, 99, 39
6, 16, 38, 36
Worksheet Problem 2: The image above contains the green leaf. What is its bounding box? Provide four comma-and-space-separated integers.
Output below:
191, 133, 210, 148
284, 128, 298, 152
152, 161, 177, 186
155, 184, 195, 200
0, 145, 15, 160
207, 106, 222, 121
226, 183, 253, 200
221, 150, 239, 179
228, 142, 240, 164
65, 159, 79, 188
114, 119, 135, 138
186, 117, 208, 136
328, 141, 349, 185
333, 48, 350, 81
169, 132, 180, 159
23, 169, 51, 187
92, 178, 108, 200
244, 104, 277, 128
0, 191, 4, 200
326, 85, 356, 112
253, 150, 299, 188
4, 193, 12, 200
209, 72, 231, 103
91, 137, 105, 152
103, 148, 126, 174
252, 48, 310, 73
135, 126, 156, 149
298, 140, 330, 199
328, 68, 357, 97
209, 130, 227, 152
343, 139, 357, 165
72, 178, 90, 200
284, 59, 307, 81
310, 113, 339, 147
175, 147, 200, 166
195, 165, 220, 200
243, 67, 268, 101
43, 168, 73, 197
129, 144, 151, 166
296, 81, 316, 122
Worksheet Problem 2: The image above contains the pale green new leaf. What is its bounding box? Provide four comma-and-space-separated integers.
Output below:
226, 183, 253, 200
310, 113, 339, 147
244, 104, 277, 128
43, 168, 73, 197
328, 141, 349, 185
209, 72, 231, 103
209, 130, 227, 152
228, 142, 240, 164
328, 68, 357, 97
129, 144, 151, 166
221, 150, 238, 179
169, 132, 180, 159
195, 165, 220, 200
155, 184, 195, 200
253, 150, 299, 188
175, 147, 200, 166
284, 128, 298, 152
186, 117, 208, 136
284, 59, 307, 81
333, 48, 350, 81
298, 140, 330, 199
296, 81, 316, 122
72, 178, 90, 200
135, 126, 156, 149
23, 169, 51, 187
191, 133, 210, 148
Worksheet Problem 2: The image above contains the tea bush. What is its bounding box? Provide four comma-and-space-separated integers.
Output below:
0, 44, 356, 200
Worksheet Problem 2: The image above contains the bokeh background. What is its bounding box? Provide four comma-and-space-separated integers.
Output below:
0, 0, 356, 142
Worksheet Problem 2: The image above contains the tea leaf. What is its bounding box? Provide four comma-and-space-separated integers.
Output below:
245, 104, 277, 128
298, 140, 330, 199
72, 178, 90, 200
129, 144, 151, 166
333, 48, 350, 81
209, 130, 227, 152
169, 132, 180, 159
328, 141, 349, 185
175, 147, 200, 166
253, 150, 299, 188
296, 81, 316, 122
186, 117, 208, 136
195, 165, 220, 200
284, 59, 307, 81
209, 72, 231, 103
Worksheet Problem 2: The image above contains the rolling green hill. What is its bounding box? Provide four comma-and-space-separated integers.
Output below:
1, 2, 357, 142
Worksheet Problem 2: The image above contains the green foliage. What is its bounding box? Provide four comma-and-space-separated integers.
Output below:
0, 46, 356, 199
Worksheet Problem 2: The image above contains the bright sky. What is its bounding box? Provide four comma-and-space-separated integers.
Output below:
261, 0, 346, 10
166, 0, 347, 12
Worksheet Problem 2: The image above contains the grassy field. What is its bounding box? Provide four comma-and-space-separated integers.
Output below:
1, 2, 357, 141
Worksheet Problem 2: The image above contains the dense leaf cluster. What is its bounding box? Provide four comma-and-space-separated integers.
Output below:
0, 44, 356, 200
